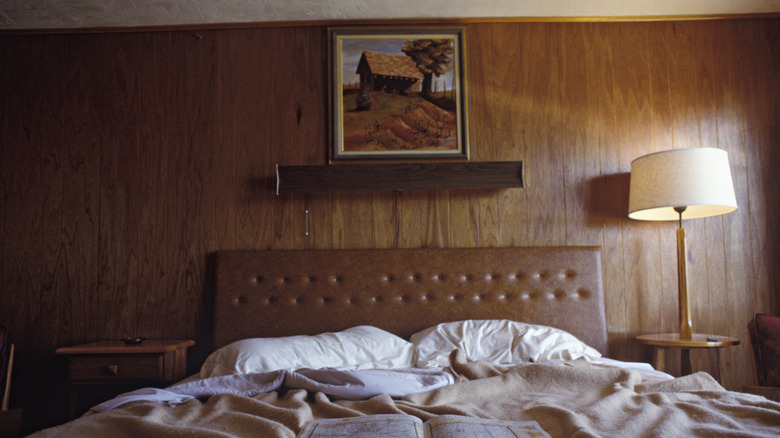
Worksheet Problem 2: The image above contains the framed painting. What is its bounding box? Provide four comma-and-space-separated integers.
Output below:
329, 26, 470, 161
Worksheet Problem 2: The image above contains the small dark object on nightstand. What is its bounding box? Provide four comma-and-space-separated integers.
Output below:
120, 337, 146, 345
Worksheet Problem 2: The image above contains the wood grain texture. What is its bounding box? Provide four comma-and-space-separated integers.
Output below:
587, 23, 626, 365
61, 34, 103, 347
0, 37, 6, 342
610, 22, 661, 366
2, 35, 45, 359
448, 189, 481, 247
470, 24, 526, 247
96, 33, 141, 341
214, 30, 238, 252
136, 32, 173, 341
0, 19, 778, 433
710, 19, 755, 390
559, 23, 601, 246
645, 21, 678, 346
666, 23, 711, 380
37, 36, 67, 359
521, 23, 567, 247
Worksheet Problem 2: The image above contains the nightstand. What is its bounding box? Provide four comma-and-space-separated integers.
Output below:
636, 333, 739, 383
0, 409, 22, 438
55, 339, 194, 418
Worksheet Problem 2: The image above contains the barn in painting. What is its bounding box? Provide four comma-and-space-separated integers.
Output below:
356, 50, 423, 94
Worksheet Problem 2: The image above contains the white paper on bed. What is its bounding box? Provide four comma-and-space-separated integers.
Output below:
91, 367, 455, 413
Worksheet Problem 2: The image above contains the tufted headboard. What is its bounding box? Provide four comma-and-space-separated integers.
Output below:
213, 247, 607, 355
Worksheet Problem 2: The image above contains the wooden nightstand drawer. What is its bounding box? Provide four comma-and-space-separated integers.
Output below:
55, 339, 194, 418
68, 354, 167, 383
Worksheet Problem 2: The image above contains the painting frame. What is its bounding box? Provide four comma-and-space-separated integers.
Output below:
329, 26, 470, 162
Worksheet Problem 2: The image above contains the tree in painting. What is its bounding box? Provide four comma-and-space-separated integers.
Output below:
401, 39, 454, 98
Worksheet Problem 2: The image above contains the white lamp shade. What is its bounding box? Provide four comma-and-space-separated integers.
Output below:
628, 148, 738, 221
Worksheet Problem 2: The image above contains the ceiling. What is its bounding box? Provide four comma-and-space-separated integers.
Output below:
1, 0, 779, 30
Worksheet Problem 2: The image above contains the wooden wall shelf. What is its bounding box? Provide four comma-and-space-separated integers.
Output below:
276, 161, 523, 194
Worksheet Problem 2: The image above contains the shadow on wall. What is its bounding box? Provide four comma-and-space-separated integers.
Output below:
584, 172, 631, 227
584, 172, 645, 363
768, 125, 780, 314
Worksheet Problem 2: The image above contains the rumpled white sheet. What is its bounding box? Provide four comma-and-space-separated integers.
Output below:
90, 357, 670, 414
91, 367, 455, 413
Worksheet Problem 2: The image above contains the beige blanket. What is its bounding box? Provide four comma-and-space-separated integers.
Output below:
32, 351, 780, 437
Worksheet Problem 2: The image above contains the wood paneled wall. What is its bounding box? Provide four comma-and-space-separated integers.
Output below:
1, 18, 778, 432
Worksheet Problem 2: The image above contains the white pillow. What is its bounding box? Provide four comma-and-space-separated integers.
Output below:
410, 319, 601, 368
200, 326, 415, 378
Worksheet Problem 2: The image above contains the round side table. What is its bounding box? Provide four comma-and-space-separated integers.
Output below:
636, 333, 739, 383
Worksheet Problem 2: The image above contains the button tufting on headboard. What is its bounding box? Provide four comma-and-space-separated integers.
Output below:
214, 247, 607, 355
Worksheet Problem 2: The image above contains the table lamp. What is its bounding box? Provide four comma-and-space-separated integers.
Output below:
628, 147, 737, 340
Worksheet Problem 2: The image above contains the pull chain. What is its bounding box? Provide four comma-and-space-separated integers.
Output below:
304, 195, 310, 237
396, 190, 402, 248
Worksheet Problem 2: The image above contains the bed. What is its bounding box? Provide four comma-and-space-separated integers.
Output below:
31, 247, 780, 437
